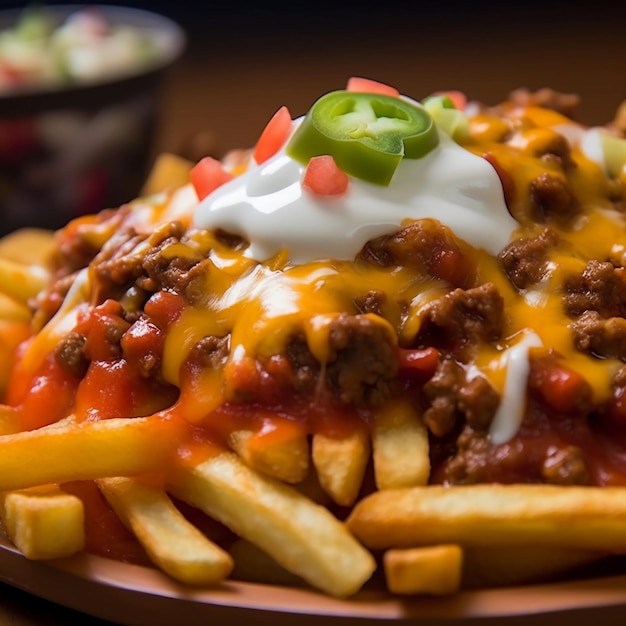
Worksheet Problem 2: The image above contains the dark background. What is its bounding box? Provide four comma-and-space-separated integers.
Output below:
1, 1, 626, 164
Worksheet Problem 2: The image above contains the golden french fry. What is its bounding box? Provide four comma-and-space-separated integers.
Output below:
141, 152, 194, 196
346, 484, 626, 552
384, 545, 463, 596
371, 397, 430, 489
0, 404, 23, 437
311, 430, 369, 506
0, 228, 55, 266
98, 477, 233, 585
0, 256, 49, 303
0, 416, 181, 492
168, 451, 376, 598
0, 485, 84, 560
228, 427, 309, 484
0, 295, 31, 324
462, 545, 606, 589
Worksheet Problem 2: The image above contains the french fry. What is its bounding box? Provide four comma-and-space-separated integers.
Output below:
0, 416, 181, 492
0, 295, 31, 324
384, 545, 463, 596
311, 429, 370, 506
0, 485, 84, 560
461, 545, 607, 589
141, 153, 194, 196
0, 404, 23, 436
0, 256, 49, 303
346, 484, 626, 552
168, 451, 376, 598
371, 397, 430, 490
0, 228, 55, 266
97, 477, 233, 585
228, 426, 309, 484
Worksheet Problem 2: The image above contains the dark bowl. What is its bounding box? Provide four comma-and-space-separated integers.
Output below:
0, 4, 186, 235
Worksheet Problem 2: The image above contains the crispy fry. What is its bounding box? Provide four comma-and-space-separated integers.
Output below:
168, 451, 376, 598
462, 545, 607, 589
346, 484, 626, 552
311, 430, 370, 506
141, 153, 194, 196
0, 228, 55, 266
371, 397, 430, 490
0, 485, 84, 560
98, 477, 233, 585
0, 416, 181, 492
0, 256, 49, 303
384, 545, 463, 596
228, 426, 309, 484
0, 405, 23, 436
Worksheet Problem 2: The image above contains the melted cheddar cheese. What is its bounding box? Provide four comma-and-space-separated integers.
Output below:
9, 87, 626, 487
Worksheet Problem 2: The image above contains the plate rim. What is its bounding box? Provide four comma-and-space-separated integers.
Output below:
1, 535, 626, 625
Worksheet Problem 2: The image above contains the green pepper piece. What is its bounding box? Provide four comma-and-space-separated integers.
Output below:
422, 95, 470, 143
286, 90, 439, 186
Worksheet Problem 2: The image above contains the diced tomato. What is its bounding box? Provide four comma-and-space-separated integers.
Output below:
346, 77, 399, 97
253, 105, 292, 165
433, 89, 467, 111
302, 155, 349, 196
190, 156, 234, 201
529, 353, 593, 415
397, 347, 439, 381
73, 359, 175, 421
143, 291, 185, 330
120, 315, 164, 371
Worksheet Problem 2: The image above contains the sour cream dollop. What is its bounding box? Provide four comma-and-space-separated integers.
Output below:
194, 118, 518, 264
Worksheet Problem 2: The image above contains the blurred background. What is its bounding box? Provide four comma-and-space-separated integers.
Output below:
0, 0, 625, 227
3, 0, 622, 156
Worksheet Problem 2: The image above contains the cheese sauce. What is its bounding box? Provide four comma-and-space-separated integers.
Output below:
16, 87, 626, 460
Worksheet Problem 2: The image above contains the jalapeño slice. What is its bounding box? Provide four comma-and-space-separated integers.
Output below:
286, 90, 440, 186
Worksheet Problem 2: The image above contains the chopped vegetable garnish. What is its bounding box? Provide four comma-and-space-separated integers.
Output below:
253, 105, 293, 165
422, 95, 469, 142
190, 156, 233, 200
302, 155, 349, 196
346, 76, 400, 97
286, 90, 439, 186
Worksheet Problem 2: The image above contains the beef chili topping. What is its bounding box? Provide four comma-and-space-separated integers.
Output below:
12, 88, 626, 489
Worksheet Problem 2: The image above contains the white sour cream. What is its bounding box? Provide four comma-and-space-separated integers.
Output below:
489, 331, 544, 445
193, 118, 518, 264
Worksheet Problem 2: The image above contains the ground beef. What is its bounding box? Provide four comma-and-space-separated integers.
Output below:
421, 283, 504, 349
358, 219, 476, 289
422, 358, 500, 437
541, 445, 591, 485
570, 310, 626, 360
563, 260, 626, 318
437, 426, 591, 486
189, 335, 230, 370
51, 207, 126, 278
324, 313, 398, 407
286, 333, 321, 394
530, 172, 575, 220
353, 290, 387, 316
499, 228, 559, 290
54, 331, 88, 378
507, 87, 580, 120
